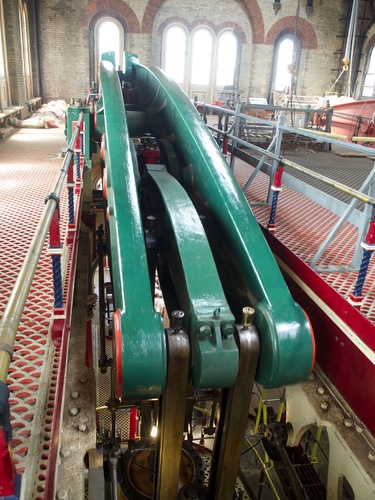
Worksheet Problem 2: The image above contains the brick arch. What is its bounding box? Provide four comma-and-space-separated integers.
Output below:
142, 0, 263, 43
77, 0, 140, 33
265, 17, 317, 49
364, 33, 375, 52
157, 17, 247, 44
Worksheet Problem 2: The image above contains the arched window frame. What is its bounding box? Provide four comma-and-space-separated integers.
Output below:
18, 0, 32, 99
94, 16, 125, 73
161, 23, 240, 102
0, 0, 10, 109
271, 33, 301, 96
189, 26, 215, 87
161, 23, 189, 86
215, 28, 241, 89
362, 45, 375, 98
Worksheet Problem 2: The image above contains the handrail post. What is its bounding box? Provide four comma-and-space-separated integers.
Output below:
229, 103, 242, 171
323, 106, 333, 152
66, 156, 75, 245
267, 162, 285, 232
202, 103, 207, 124
48, 207, 65, 340
349, 210, 375, 308
0, 381, 18, 496
268, 113, 285, 203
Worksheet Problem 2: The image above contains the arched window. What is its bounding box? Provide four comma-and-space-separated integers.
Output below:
191, 28, 213, 86
95, 17, 124, 72
0, 0, 10, 109
272, 34, 300, 94
362, 46, 375, 97
163, 25, 187, 85
216, 31, 238, 88
18, 1, 32, 99
162, 25, 240, 103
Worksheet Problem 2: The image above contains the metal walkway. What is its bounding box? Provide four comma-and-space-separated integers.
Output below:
233, 148, 375, 323
0, 126, 68, 499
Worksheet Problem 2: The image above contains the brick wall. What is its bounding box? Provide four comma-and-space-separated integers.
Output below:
5, 0, 355, 103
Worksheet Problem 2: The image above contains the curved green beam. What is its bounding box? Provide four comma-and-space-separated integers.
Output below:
125, 54, 314, 388
99, 60, 166, 400
147, 165, 238, 389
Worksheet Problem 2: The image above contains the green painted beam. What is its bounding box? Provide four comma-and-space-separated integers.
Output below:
147, 165, 238, 389
100, 61, 166, 400
124, 53, 314, 388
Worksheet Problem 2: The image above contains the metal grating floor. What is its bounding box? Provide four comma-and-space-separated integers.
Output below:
0, 127, 68, 498
233, 150, 375, 323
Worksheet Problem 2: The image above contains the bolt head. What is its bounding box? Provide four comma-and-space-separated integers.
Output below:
320, 401, 329, 411
199, 324, 211, 337
78, 423, 87, 432
69, 407, 79, 416
70, 391, 79, 399
317, 386, 325, 395
307, 373, 315, 381
368, 450, 375, 461
344, 418, 354, 428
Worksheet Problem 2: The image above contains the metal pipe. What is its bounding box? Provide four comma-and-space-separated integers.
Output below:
0, 113, 84, 383
283, 158, 375, 207
210, 121, 375, 207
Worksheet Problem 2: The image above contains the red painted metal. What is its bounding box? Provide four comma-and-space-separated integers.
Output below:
329, 99, 375, 141
114, 309, 122, 399
261, 227, 375, 436
129, 409, 138, 439
0, 428, 16, 496
49, 210, 61, 248
44, 184, 83, 500
273, 163, 284, 189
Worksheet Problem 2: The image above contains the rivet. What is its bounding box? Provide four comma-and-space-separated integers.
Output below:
56, 490, 68, 499
307, 373, 315, 381
317, 386, 325, 395
69, 407, 79, 416
70, 391, 80, 399
368, 450, 375, 461
78, 423, 87, 432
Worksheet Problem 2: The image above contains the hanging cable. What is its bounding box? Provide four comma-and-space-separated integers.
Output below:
348, 0, 359, 97
289, 0, 301, 125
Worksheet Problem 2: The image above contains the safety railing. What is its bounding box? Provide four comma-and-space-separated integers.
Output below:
0, 112, 84, 496
197, 102, 375, 309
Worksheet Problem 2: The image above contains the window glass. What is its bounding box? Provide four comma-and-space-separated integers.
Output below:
0, 25, 5, 76
362, 47, 375, 97
22, 8, 30, 77
164, 26, 186, 84
191, 28, 213, 85
274, 38, 295, 92
98, 20, 120, 68
216, 31, 237, 87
